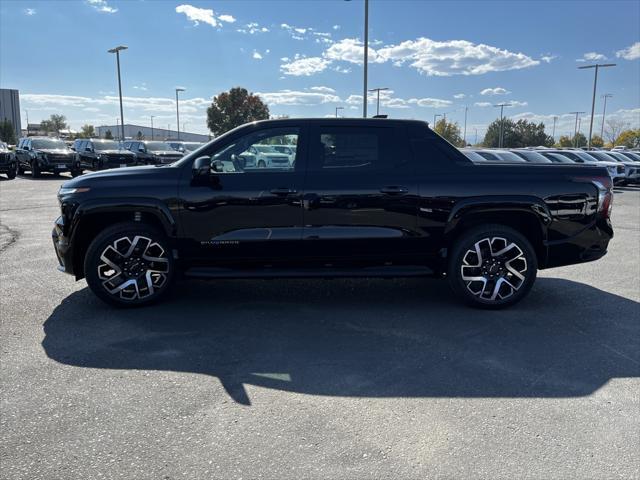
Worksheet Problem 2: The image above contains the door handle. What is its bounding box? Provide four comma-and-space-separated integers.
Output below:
270, 187, 298, 195
380, 185, 409, 195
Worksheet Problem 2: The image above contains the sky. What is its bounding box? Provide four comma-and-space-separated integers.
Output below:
1, 0, 639, 141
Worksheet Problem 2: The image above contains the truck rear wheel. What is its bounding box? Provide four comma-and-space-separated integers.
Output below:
448, 224, 537, 309
84, 222, 175, 307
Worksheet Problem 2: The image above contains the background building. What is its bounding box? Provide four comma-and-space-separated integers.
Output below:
95, 124, 210, 142
0, 88, 21, 140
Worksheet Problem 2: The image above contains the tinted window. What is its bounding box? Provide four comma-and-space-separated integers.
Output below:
32, 139, 67, 149
311, 127, 392, 171
476, 151, 500, 161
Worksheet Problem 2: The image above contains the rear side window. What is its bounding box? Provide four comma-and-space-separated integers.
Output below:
310, 126, 393, 171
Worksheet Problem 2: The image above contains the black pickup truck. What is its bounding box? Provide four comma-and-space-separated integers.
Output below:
52, 118, 613, 308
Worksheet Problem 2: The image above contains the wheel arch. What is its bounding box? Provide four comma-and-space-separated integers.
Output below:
444, 197, 551, 268
69, 200, 177, 280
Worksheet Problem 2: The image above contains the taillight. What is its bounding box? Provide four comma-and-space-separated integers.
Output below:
575, 176, 613, 218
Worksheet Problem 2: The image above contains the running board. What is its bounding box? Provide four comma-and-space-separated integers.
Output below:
184, 265, 435, 280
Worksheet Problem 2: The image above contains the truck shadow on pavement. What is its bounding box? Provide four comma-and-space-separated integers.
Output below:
42, 277, 640, 405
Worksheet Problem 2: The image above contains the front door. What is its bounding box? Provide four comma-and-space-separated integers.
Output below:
179, 125, 306, 266
301, 124, 420, 265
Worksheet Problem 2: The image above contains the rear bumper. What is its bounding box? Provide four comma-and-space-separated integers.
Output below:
543, 218, 613, 269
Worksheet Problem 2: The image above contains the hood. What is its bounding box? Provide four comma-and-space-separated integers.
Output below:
39, 149, 73, 155
96, 149, 135, 155
151, 150, 183, 156
62, 165, 176, 189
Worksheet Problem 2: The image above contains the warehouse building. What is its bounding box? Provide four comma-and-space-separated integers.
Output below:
95, 124, 210, 142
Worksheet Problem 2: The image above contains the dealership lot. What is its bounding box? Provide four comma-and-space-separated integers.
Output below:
1, 175, 638, 479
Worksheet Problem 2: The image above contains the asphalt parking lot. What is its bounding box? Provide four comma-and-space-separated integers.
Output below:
1, 173, 639, 479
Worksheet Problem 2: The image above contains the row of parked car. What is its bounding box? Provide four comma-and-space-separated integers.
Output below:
459, 147, 640, 185
0, 137, 205, 179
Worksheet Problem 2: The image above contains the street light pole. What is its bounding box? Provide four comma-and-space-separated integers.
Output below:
578, 63, 616, 149
150, 116, 155, 140
569, 111, 585, 147
363, 0, 368, 118
463, 105, 468, 146
108, 45, 128, 143
552, 116, 558, 142
433, 114, 441, 128
494, 103, 512, 148
335, 106, 344, 118
368, 87, 389, 116
600, 93, 612, 139
175, 87, 185, 141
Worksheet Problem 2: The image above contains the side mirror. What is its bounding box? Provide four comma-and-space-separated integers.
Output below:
192, 156, 211, 177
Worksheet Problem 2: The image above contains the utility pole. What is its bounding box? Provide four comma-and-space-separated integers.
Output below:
335, 106, 344, 118
569, 111, 585, 147
108, 45, 128, 143
150, 116, 155, 140
463, 105, 468, 146
578, 63, 616, 149
494, 103, 512, 148
433, 114, 441, 128
552, 116, 558, 142
25, 110, 29, 136
600, 93, 612, 139
368, 87, 389, 116
175, 87, 185, 140
474, 128, 478, 145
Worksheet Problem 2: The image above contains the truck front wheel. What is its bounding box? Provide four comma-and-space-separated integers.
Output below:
84, 222, 175, 307
448, 224, 537, 309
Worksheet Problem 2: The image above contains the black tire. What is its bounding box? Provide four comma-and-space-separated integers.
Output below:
447, 224, 537, 309
31, 161, 41, 178
17, 162, 24, 175
6, 164, 16, 179
92, 160, 100, 171
84, 222, 176, 307
71, 168, 82, 178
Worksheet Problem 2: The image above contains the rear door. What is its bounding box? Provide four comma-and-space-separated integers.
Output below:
301, 123, 419, 264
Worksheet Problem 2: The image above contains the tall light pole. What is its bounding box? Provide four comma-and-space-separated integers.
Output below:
463, 105, 468, 146
600, 93, 612, 139
335, 106, 344, 118
108, 45, 127, 143
578, 63, 616, 149
474, 128, 478, 145
363, 0, 369, 118
433, 114, 441, 128
150, 115, 155, 140
494, 103, 512, 148
552, 116, 558, 142
175, 87, 185, 140
569, 111, 585, 147
368, 87, 389, 116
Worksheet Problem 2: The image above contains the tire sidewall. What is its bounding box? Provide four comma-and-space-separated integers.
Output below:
448, 225, 538, 309
84, 223, 175, 307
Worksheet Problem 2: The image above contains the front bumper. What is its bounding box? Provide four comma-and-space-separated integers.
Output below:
52, 216, 75, 276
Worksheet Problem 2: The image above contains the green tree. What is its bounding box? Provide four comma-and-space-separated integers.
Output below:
0, 119, 17, 144
79, 124, 95, 138
604, 118, 627, 145
433, 118, 464, 146
483, 118, 552, 148
557, 135, 573, 148
104, 129, 114, 140
40, 114, 68, 135
615, 129, 640, 148
572, 132, 587, 148
590, 135, 604, 148
206, 87, 269, 136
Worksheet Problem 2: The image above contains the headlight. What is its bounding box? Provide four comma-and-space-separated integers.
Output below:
58, 187, 90, 195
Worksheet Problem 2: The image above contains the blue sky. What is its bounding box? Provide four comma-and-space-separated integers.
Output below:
1, 0, 639, 140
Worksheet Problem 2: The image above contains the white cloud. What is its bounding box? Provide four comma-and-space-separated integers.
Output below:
616, 42, 640, 61
509, 100, 528, 107
237, 22, 269, 34
133, 83, 148, 91
407, 98, 453, 108
474, 102, 492, 107
218, 14, 236, 23
345, 91, 451, 110
310, 86, 336, 93
176, 4, 217, 27
333, 25, 340, 30
453, 93, 466, 99
256, 89, 340, 106
581, 52, 607, 62
252, 51, 263, 60
375, 37, 539, 76
480, 87, 511, 96
24, 8, 36, 15
280, 57, 330, 76
540, 54, 557, 63
281, 35, 540, 77
86, 0, 117, 14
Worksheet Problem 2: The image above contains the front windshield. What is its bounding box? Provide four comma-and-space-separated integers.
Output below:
93, 140, 120, 151
513, 150, 552, 163
146, 142, 172, 152
32, 139, 68, 150
492, 151, 527, 162
586, 151, 616, 162
183, 142, 202, 151
461, 150, 486, 162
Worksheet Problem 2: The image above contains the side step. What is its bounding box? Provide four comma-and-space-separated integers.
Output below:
184, 265, 435, 280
